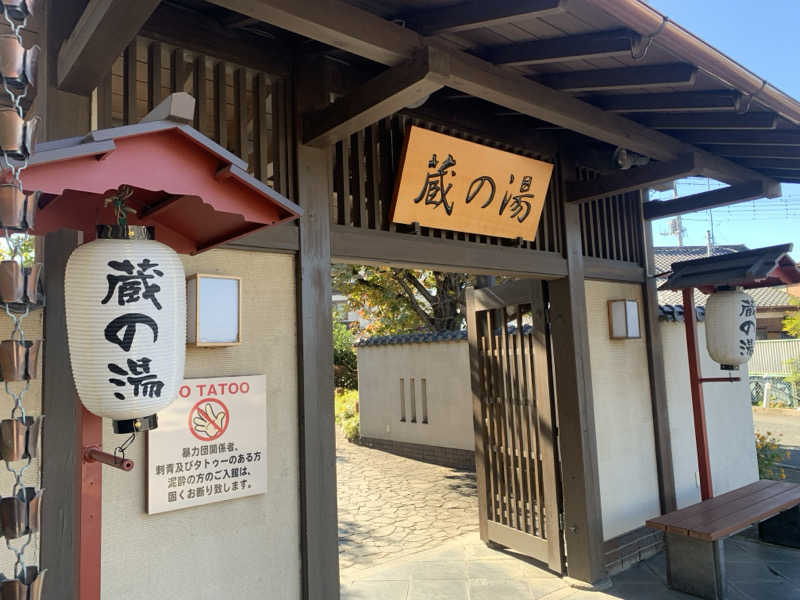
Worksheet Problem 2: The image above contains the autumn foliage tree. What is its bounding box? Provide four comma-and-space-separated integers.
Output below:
332, 264, 477, 335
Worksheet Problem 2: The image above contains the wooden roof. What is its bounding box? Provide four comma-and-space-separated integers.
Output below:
341, 0, 800, 184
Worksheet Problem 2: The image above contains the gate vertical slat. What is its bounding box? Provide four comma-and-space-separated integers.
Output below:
515, 313, 534, 534
527, 330, 546, 536
511, 323, 530, 533
499, 317, 520, 530
509, 330, 523, 531
486, 311, 502, 522
490, 316, 510, 525
479, 332, 496, 522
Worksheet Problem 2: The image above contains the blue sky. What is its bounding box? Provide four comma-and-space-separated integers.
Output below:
645, 1, 800, 253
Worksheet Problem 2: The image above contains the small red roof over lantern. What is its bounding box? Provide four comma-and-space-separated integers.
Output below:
22, 116, 302, 254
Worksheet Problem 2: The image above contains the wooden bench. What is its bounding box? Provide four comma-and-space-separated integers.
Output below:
646, 479, 800, 600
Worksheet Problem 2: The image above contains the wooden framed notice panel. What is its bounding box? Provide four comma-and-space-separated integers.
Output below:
391, 126, 554, 241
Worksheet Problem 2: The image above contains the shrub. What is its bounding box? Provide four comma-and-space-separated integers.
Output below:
335, 389, 360, 442
756, 431, 790, 480
333, 319, 358, 390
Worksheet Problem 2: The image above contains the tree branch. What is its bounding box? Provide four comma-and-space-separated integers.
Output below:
392, 273, 435, 329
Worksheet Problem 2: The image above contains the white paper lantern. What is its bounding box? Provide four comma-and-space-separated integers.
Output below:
705, 289, 756, 370
65, 227, 186, 433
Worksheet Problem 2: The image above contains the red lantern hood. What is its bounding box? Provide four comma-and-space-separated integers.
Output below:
22, 120, 302, 254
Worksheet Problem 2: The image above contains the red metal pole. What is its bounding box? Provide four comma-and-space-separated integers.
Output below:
682, 288, 714, 500
78, 405, 102, 600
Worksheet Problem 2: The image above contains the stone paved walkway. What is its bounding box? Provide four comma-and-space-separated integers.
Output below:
336, 430, 478, 577
341, 530, 800, 600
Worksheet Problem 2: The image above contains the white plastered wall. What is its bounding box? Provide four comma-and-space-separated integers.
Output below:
661, 321, 758, 509
358, 340, 473, 450
101, 249, 301, 600
584, 280, 661, 541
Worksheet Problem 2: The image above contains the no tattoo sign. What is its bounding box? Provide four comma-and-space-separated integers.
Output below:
147, 375, 267, 514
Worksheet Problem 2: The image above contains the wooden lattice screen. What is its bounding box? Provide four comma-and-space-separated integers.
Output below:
97, 37, 294, 200
576, 167, 644, 265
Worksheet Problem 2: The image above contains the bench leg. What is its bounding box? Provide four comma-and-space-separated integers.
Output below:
665, 533, 727, 600
759, 506, 800, 548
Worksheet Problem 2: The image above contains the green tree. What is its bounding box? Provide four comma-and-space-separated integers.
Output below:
784, 297, 800, 338
783, 297, 800, 399
333, 318, 358, 389
332, 264, 475, 335
0, 235, 34, 265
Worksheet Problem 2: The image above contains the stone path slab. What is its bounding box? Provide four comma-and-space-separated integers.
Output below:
336, 431, 478, 576
342, 531, 800, 600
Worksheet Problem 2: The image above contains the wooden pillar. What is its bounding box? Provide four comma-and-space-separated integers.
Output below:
640, 205, 677, 514
295, 57, 340, 600
40, 3, 93, 599
683, 288, 714, 500
548, 157, 605, 584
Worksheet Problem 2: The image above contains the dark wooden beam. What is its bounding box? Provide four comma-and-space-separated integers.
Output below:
583, 257, 645, 282
482, 29, 638, 67
567, 153, 702, 203
303, 48, 447, 147
586, 91, 741, 113
57, 0, 161, 94
549, 160, 605, 582
640, 213, 677, 516
42, 230, 83, 600
295, 57, 340, 600
331, 226, 568, 277
734, 157, 800, 171
642, 181, 767, 220
208, 0, 779, 191
404, 0, 565, 36
755, 171, 800, 183
629, 112, 777, 130
538, 63, 696, 93
702, 144, 800, 158
143, 3, 291, 77
402, 100, 559, 158
669, 129, 800, 146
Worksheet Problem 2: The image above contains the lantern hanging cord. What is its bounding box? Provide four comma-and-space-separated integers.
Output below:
104, 185, 136, 227
114, 432, 136, 464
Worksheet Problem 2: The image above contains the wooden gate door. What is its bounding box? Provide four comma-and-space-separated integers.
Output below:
466, 279, 564, 573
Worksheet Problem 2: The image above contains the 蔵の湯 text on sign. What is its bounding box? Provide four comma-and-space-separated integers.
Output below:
390, 126, 554, 241
147, 375, 267, 514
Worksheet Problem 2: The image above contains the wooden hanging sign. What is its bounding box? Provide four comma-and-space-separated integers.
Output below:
390, 126, 554, 241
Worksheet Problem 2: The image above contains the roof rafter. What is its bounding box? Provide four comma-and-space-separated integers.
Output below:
587, 91, 741, 113
537, 63, 697, 92
57, 0, 161, 94
669, 130, 800, 146
642, 181, 768, 220
403, 0, 565, 36
481, 28, 638, 67
629, 112, 777, 130
567, 153, 703, 203
302, 47, 448, 147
